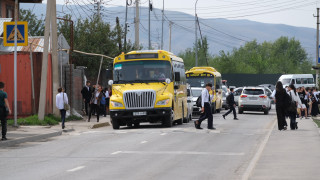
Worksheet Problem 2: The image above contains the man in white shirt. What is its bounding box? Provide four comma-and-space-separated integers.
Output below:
56, 87, 68, 129
194, 83, 215, 130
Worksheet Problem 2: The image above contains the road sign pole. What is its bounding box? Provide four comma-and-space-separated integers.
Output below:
13, 0, 18, 126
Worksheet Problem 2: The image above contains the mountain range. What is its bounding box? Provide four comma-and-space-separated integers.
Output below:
21, 3, 317, 60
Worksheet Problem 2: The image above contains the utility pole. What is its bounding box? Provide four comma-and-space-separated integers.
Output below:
135, 0, 139, 49
38, 0, 53, 120
195, 0, 199, 67
161, 0, 164, 50
94, 0, 102, 20
13, 0, 18, 126
124, 0, 128, 52
316, 8, 319, 88
52, 0, 59, 116
169, 21, 172, 52
148, 0, 151, 50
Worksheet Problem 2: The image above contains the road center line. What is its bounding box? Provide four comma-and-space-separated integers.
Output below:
111, 151, 122, 155
141, 141, 148, 144
119, 151, 244, 156
241, 118, 277, 180
160, 133, 167, 135
67, 166, 85, 172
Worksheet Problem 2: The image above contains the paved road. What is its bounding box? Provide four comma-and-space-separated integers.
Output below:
0, 108, 276, 180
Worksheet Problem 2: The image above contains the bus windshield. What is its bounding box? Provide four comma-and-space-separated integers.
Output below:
187, 76, 214, 88
113, 60, 172, 84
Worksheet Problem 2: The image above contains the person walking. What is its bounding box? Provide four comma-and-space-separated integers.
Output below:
311, 88, 319, 117
0, 82, 11, 140
194, 83, 215, 130
288, 84, 299, 130
88, 85, 103, 122
106, 87, 110, 115
81, 81, 93, 116
222, 88, 238, 120
100, 87, 107, 117
275, 81, 288, 131
297, 87, 308, 119
55, 87, 68, 129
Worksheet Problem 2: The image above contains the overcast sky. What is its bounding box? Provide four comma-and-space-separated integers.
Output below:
43, 0, 320, 29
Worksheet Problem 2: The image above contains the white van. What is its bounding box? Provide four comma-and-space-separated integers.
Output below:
278, 74, 315, 88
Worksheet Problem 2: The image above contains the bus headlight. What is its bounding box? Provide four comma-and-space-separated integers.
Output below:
111, 101, 123, 107
157, 99, 170, 106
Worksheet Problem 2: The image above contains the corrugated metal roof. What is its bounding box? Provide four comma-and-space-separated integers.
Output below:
0, 18, 13, 35
0, 34, 70, 53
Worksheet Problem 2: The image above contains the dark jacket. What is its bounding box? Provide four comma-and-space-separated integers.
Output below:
275, 89, 287, 108
81, 86, 93, 102
227, 92, 235, 106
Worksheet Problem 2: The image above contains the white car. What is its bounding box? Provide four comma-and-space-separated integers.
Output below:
191, 87, 203, 116
234, 87, 243, 106
186, 86, 194, 122
238, 86, 272, 115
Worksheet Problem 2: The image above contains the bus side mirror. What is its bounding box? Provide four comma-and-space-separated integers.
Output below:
174, 72, 180, 81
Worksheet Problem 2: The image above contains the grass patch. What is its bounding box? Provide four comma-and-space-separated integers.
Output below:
313, 118, 320, 128
8, 115, 60, 126
7, 113, 83, 126
66, 115, 83, 121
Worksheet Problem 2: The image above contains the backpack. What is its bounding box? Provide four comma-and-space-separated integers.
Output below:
226, 94, 231, 105
285, 91, 297, 114
196, 95, 202, 107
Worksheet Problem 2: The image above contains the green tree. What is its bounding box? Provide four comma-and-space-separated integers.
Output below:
19, 9, 44, 36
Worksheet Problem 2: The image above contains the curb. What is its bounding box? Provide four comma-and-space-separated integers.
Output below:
91, 122, 110, 129
0, 130, 62, 147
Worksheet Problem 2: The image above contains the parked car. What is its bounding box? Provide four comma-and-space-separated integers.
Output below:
222, 85, 229, 110
238, 86, 272, 115
234, 87, 243, 106
191, 87, 203, 116
186, 85, 194, 122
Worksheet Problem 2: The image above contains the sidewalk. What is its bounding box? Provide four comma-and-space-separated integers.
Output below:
0, 115, 111, 148
250, 118, 320, 180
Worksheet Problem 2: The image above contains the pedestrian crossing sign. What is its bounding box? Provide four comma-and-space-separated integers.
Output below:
3, 21, 28, 46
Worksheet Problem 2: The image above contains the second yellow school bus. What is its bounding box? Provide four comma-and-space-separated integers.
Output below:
185, 67, 223, 113
108, 50, 188, 129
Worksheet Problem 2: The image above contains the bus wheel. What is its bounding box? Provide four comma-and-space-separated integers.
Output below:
163, 110, 174, 127
134, 122, 140, 127
216, 108, 220, 113
112, 119, 120, 129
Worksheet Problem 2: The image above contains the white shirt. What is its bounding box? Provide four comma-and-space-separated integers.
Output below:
201, 88, 213, 107
56, 92, 68, 110
288, 90, 302, 106
105, 91, 109, 98
270, 90, 276, 99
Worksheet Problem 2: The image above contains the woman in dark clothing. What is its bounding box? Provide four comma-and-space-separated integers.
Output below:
275, 81, 288, 130
311, 88, 319, 117
88, 85, 103, 122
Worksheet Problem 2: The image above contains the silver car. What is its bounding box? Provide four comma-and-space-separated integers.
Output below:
222, 85, 229, 110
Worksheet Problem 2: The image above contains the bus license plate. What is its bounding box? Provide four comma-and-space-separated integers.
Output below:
133, 111, 147, 116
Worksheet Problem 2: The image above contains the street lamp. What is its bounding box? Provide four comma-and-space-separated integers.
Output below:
195, 0, 199, 67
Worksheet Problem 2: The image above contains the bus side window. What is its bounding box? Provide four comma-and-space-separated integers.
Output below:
296, 78, 301, 84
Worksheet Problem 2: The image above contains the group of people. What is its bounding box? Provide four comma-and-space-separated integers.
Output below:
193, 83, 238, 130
273, 81, 320, 131
81, 81, 111, 122
54, 81, 111, 129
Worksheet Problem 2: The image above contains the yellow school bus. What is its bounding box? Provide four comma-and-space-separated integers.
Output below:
108, 50, 188, 129
185, 67, 223, 113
